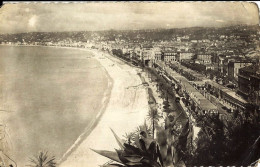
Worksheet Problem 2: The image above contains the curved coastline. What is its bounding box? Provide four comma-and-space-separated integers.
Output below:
57, 50, 114, 164
0, 44, 114, 166
59, 48, 149, 167
0, 44, 149, 167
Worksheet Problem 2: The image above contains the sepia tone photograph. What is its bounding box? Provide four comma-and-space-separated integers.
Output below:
0, 1, 260, 167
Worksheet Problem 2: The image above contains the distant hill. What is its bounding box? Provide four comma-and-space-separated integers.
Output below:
0, 25, 258, 44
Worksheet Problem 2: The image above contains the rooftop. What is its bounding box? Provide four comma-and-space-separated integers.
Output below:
142, 45, 153, 49
206, 80, 248, 104
225, 91, 248, 104
163, 51, 178, 54
157, 61, 217, 111
240, 64, 260, 73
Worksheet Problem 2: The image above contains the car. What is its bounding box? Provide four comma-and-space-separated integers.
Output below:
222, 106, 228, 110
132, 62, 138, 66
181, 97, 186, 102
175, 97, 180, 103
227, 108, 232, 113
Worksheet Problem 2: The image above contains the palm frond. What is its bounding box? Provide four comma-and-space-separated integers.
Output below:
135, 121, 153, 137
92, 128, 163, 167
110, 128, 125, 150
91, 149, 123, 164
27, 151, 56, 167
123, 132, 136, 144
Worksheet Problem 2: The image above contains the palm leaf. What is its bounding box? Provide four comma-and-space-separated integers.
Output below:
125, 161, 143, 166
123, 132, 135, 144
91, 149, 123, 164
27, 151, 56, 167
110, 128, 125, 150
123, 155, 143, 163
115, 149, 130, 164
103, 164, 125, 167
123, 143, 143, 155
133, 133, 142, 150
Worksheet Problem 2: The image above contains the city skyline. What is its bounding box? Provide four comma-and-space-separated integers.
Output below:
0, 2, 259, 34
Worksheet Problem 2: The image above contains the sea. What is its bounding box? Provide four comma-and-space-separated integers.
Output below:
0, 45, 111, 166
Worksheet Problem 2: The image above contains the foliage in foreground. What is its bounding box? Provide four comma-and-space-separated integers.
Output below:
27, 151, 56, 167
91, 128, 163, 167
184, 112, 260, 166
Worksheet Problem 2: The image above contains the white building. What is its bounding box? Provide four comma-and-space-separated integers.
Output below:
179, 52, 194, 61
197, 54, 212, 64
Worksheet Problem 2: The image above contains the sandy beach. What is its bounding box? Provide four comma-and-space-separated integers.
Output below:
0, 45, 149, 166
58, 49, 149, 167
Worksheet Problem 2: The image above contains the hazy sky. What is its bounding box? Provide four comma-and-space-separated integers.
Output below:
0, 2, 259, 34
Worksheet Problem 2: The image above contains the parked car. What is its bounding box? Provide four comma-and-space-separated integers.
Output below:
175, 97, 180, 103
222, 106, 228, 110
227, 108, 232, 113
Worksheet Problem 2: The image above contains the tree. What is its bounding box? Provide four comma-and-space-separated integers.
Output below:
28, 151, 56, 167
163, 98, 170, 113
190, 130, 213, 165
135, 122, 153, 139
191, 54, 197, 60
112, 49, 123, 57
174, 120, 191, 164
123, 132, 136, 145
147, 109, 162, 139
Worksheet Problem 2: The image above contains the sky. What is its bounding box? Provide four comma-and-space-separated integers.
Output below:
0, 2, 259, 34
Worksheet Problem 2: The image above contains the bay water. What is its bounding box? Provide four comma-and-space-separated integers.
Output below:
0, 45, 110, 166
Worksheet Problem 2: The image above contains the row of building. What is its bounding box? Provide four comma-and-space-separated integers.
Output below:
157, 60, 260, 115
238, 64, 260, 106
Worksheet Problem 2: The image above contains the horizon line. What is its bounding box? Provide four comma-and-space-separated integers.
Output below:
0, 24, 259, 36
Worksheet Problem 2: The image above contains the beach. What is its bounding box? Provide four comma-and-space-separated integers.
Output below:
58, 49, 149, 167
0, 45, 114, 166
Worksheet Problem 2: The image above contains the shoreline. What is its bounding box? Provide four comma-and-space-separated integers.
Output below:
57, 57, 114, 165
59, 47, 149, 167
1, 44, 150, 167
0, 44, 114, 166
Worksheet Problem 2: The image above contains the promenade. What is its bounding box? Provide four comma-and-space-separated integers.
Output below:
155, 61, 218, 113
